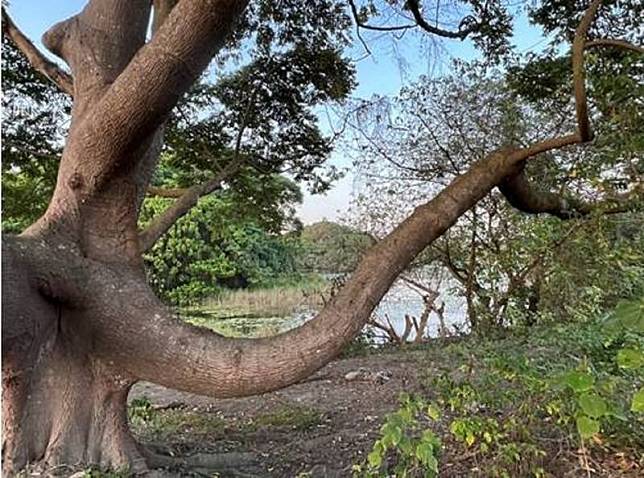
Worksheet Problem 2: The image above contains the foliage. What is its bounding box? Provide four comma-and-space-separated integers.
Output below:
421, 301, 642, 476
1, 38, 69, 232
353, 393, 442, 477
141, 183, 301, 305
162, 0, 356, 194
294, 220, 374, 273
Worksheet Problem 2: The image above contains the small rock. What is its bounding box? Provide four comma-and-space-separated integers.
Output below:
344, 368, 392, 384
344, 369, 365, 381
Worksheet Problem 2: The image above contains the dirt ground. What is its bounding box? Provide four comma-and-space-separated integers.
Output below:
129, 345, 642, 478
130, 352, 422, 477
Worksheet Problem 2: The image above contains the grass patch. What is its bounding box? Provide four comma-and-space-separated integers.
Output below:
198, 279, 327, 318
245, 405, 323, 431
130, 398, 322, 445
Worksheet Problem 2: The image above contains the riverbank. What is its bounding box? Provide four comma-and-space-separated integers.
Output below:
121, 319, 643, 477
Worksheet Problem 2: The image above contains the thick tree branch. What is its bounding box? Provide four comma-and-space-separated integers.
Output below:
56, 0, 249, 193
499, 168, 592, 219
30, 0, 249, 262
586, 38, 644, 54
152, 0, 179, 34
497, 0, 619, 218
572, 0, 603, 142
139, 160, 242, 252
42, 0, 152, 121
1, 10, 74, 96
499, 166, 642, 219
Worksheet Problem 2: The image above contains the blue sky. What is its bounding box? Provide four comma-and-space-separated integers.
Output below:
8, 1, 547, 224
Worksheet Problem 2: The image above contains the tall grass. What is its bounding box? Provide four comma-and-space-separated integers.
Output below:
194, 279, 328, 319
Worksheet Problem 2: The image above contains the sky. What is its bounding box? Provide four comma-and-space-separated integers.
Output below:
8, 1, 547, 224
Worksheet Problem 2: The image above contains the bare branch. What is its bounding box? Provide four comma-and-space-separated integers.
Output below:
499, 167, 642, 219
346, 0, 485, 40
407, 0, 481, 39
347, 0, 415, 33
1, 10, 74, 96
499, 168, 593, 219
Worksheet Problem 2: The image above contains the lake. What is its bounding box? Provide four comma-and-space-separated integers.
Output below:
182, 270, 468, 342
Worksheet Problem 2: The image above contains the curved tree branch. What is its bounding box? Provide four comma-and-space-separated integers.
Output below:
1, 10, 74, 96
498, 0, 619, 218
499, 165, 643, 219
346, 0, 484, 39
13, 140, 583, 400
499, 168, 593, 219
406, 0, 482, 39
123, 145, 571, 396
347, 0, 415, 33
586, 38, 644, 54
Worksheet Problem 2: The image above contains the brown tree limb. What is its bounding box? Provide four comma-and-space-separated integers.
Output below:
572, 0, 602, 142
139, 160, 242, 252
48, 0, 248, 193
499, 168, 642, 219
64, 144, 587, 398
499, 168, 592, 219
1, 10, 74, 96
28, 0, 249, 262
347, 0, 414, 33
586, 38, 644, 54
152, 0, 179, 34
346, 0, 485, 39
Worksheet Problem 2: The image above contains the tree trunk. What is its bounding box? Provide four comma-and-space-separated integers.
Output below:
2, 242, 143, 474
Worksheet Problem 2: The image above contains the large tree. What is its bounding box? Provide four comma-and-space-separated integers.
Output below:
1, 0, 641, 474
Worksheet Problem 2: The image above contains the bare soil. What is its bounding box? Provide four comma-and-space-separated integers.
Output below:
130, 352, 420, 477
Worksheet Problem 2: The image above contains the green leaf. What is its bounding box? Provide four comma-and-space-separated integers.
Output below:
606, 298, 644, 333
576, 416, 600, 439
381, 423, 403, 447
578, 393, 607, 418
631, 387, 644, 413
426, 403, 441, 420
367, 449, 382, 469
416, 442, 438, 472
563, 371, 594, 393
616, 348, 644, 369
